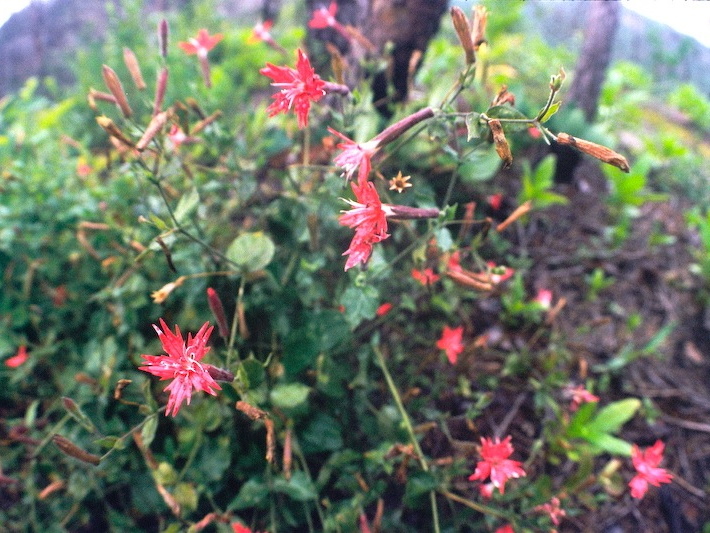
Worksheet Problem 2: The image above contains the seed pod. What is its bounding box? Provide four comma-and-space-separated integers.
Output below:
96, 116, 135, 147
52, 435, 101, 466
556, 132, 630, 172
488, 119, 512, 169
135, 111, 168, 151
158, 19, 169, 58
471, 5, 488, 49
153, 67, 169, 116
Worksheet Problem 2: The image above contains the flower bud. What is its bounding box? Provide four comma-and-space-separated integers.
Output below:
387, 205, 440, 220
150, 276, 185, 304
471, 5, 488, 49
555, 132, 630, 172
135, 111, 169, 151
451, 6, 475, 64
496, 200, 532, 232
550, 67, 566, 92
123, 48, 146, 90
158, 19, 169, 58
96, 116, 135, 147
52, 435, 101, 465
446, 269, 493, 291
191, 110, 222, 134
153, 67, 169, 116
488, 119, 512, 169
205, 364, 234, 382
206, 287, 230, 339
101, 65, 133, 118
373, 107, 435, 147
491, 85, 515, 107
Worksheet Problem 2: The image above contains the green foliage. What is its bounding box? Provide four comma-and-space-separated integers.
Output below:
518, 154, 568, 208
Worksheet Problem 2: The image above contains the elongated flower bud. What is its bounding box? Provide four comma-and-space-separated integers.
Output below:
471, 5, 488, 50
101, 65, 132, 118
446, 269, 494, 291
136, 111, 169, 151
205, 364, 234, 382
206, 287, 230, 339
322, 81, 351, 97
373, 107, 435, 147
153, 67, 169, 116
88, 88, 117, 104
451, 7, 475, 64
555, 132, 630, 172
191, 110, 222, 134
123, 48, 146, 90
96, 116, 135, 147
497, 200, 532, 232
158, 19, 169, 58
52, 435, 101, 465
488, 119, 512, 169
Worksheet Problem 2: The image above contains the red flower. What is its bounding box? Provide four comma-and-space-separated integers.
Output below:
339, 181, 392, 270
533, 288, 553, 310
447, 251, 462, 273
468, 436, 526, 494
139, 319, 221, 417
436, 325, 464, 364
566, 384, 599, 412
494, 525, 514, 533
478, 482, 494, 499
5, 345, 29, 368
376, 302, 393, 316
328, 127, 379, 185
411, 268, 440, 286
487, 193, 503, 210
248, 20, 273, 44
260, 49, 326, 128
534, 497, 566, 526
178, 29, 223, 56
629, 440, 673, 499
308, 1, 339, 29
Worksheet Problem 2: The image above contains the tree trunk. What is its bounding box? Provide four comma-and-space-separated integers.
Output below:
555, 1, 620, 182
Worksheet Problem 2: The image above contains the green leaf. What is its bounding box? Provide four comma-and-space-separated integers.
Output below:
270, 383, 311, 410
226, 232, 275, 273
485, 105, 530, 132
272, 471, 317, 501
459, 145, 501, 184
173, 187, 200, 225
585, 432, 633, 456
339, 284, 379, 329
141, 414, 158, 448
586, 398, 641, 435
538, 101, 561, 123
465, 112, 482, 141
229, 478, 269, 510
300, 413, 343, 453
61, 397, 97, 433
404, 471, 438, 505
93, 436, 126, 450
566, 401, 598, 438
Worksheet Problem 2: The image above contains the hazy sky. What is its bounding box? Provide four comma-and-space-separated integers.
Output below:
0, 0, 709, 47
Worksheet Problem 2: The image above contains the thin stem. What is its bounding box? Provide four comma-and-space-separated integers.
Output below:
226, 276, 245, 367
372, 344, 440, 533
303, 124, 311, 167
438, 489, 509, 519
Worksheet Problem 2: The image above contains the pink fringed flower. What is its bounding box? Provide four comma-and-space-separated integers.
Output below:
468, 436, 526, 495
566, 384, 599, 412
5, 345, 29, 368
436, 325, 464, 364
328, 127, 379, 185
260, 49, 326, 128
339, 180, 393, 270
249, 20, 273, 44
412, 268, 440, 286
534, 497, 566, 526
178, 29, 224, 56
139, 319, 221, 417
629, 440, 673, 499
308, 1, 350, 40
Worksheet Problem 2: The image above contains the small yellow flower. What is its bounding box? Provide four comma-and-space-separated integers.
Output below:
389, 171, 412, 193
151, 276, 186, 304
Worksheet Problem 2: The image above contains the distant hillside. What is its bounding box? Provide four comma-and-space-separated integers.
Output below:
1, 0, 709, 98
523, 2, 710, 94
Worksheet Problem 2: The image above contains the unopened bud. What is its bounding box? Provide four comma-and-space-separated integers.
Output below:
96, 116, 135, 147
496, 200, 532, 232
555, 132, 629, 172
550, 67, 566, 92
491, 85, 515, 107
191, 110, 222, 134
446, 269, 494, 291
136, 111, 169, 151
283, 426, 293, 480
101, 65, 133, 118
205, 364, 234, 382
471, 5, 488, 50
123, 48, 147, 90
488, 119, 512, 169
153, 67, 169, 116
158, 19, 169, 58
451, 6, 475, 65
88, 88, 118, 104
206, 287, 230, 339
52, 435, 101, 465
373, 107, 435, 147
